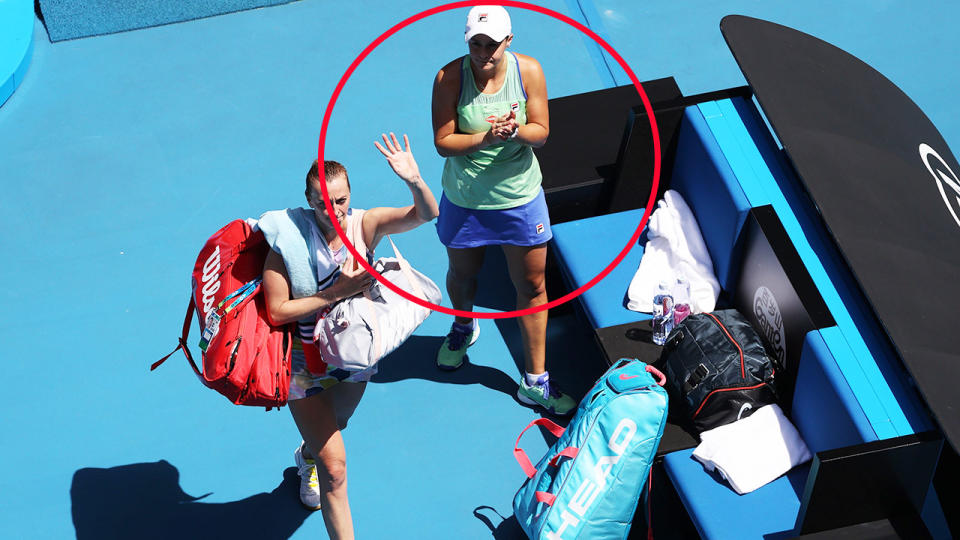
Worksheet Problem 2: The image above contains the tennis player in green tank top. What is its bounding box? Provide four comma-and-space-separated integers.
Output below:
431, 6, 575, 416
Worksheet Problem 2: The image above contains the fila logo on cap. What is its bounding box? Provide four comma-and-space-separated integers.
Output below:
478, 13, 487, 22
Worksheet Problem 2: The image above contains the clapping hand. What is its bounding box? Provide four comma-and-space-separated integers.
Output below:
375, 132, 422, 184
491, 110, 519, 140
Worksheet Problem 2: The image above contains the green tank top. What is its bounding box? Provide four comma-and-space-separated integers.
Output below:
440, 52, 542, 210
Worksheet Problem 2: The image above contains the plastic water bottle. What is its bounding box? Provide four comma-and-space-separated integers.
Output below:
651, 283, 675, 345
672, 277, 692, 325
672, 276, 691, 306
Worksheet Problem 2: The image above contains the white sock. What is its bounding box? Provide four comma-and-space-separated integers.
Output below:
525, 371, 548, 386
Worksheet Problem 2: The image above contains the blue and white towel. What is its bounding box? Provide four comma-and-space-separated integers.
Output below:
255, 207, 323, 300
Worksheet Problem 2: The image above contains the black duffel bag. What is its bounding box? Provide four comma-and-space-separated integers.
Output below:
658, 309, 778, 434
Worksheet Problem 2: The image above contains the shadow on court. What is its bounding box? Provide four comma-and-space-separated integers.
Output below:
494, 312, 607, 405
472, 245, 518, 312
372, 335, 519, 399
71, 461, 311, 540
469, 243, 576, 318
474, 506, 527, 539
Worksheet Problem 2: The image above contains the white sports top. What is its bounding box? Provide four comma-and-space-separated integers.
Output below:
297, 208, 370, 341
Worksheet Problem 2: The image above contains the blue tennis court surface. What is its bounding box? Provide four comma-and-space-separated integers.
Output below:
2, 1, 959, 538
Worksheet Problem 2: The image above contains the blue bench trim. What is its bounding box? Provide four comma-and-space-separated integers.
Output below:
697, 98, 932, 438
795, 328, 878, 451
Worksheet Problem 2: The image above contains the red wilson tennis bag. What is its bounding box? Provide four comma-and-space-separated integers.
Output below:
152, 219, 293, 409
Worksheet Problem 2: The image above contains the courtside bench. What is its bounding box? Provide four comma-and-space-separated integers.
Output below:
547, 96, 950, 537
550, 95, 936, 438
550, 104, 750, 332
666, 329, 888, 538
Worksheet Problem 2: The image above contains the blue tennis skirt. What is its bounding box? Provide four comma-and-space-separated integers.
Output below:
436, 189, 553, 249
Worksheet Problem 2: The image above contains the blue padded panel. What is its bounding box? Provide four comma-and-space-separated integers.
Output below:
816, 326, 897, 437
664, 449, 810, 540
792, 329, 877, 454
703, 96, 931, 438
550, 209, 650, 329
669, 106, 751, 290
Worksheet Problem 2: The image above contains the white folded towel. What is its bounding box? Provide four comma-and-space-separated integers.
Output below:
627, 190, 720, 314
691, 404, 812, 495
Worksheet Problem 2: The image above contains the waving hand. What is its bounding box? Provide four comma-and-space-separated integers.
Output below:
375, 132, 421, 184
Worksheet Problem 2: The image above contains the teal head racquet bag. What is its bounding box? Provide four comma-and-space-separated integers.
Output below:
512, 358, 668, 539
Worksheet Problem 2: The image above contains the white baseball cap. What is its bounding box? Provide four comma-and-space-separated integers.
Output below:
464, 6, 512, 43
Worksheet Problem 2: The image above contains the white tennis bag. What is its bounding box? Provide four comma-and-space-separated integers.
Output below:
313, 237, 441, 371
